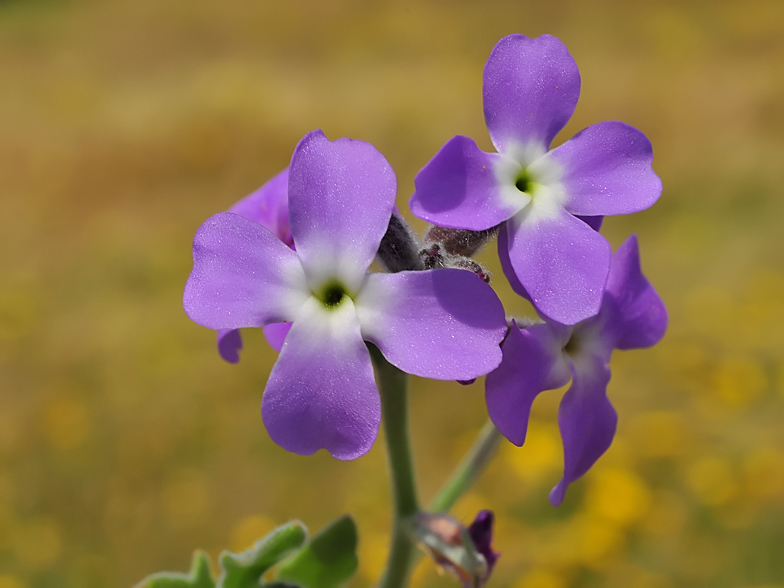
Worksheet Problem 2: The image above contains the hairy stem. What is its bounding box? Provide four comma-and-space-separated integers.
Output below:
370, 345, 419, 588
429, 420, 503, 513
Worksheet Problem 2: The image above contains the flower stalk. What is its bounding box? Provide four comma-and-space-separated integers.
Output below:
430, 420, 502, 513
370, 345, 420, 588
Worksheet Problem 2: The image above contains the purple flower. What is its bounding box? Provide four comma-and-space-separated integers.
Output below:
410, 34, 662, 325
485, 235, 667, 505
217, 168, 294, 363
184, 130, 507, 460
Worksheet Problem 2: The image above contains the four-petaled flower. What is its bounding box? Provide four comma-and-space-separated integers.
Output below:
410, 34, 662, 325
184, 130, 507, 460
485, 235, 667, 505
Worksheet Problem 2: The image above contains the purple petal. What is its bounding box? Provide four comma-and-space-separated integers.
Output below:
217, 329, 243, 363
605, 235, 667, 350
497, 224, 529, 300
356, 270, 507, 380
576, 215, 604, 232
485, 322, 570, 446
263, 322, 293, 353
483, 34, 580, 153
504, 208, 611, 325
228, 168, 293, 246
546, 121, 662, 216
549, 356, 616, 506
184, 212, 309, 330
288, 130, 396, 292
261, 298, 380, 460
410, 136, 523, 230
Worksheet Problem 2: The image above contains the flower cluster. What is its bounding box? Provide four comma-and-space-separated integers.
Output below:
183, 34, 666, 500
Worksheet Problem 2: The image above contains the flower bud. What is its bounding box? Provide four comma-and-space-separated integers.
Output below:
413, 510, 499, 587
424, 224, 501, 258
376, 213, 424, 272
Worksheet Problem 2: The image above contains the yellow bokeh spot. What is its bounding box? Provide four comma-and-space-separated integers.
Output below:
410, 556, 437, 588
645, 6, 707, 62
229, 514, 276, 553
744, 447, 784, 499
641, 491, 687, 537
687, 457, 737, 506
450, 491, 488, 524
358, 531, 389, 586
0, 413, 20, 455
42, 397, 91, 451
631, 570, 673, 588
629, 411, 687, 458
13, 517, 61, 570
571, 515, 624, 566
711, 356, 766, 408
720, 0, 784, 40
0, 289, 37, 341
161, 469, 210, 529
514, 569, 566, 588
504, 421, 561, 482
0, 576, 27, 588
584, 468, 652, 527
683, 285, 734, 340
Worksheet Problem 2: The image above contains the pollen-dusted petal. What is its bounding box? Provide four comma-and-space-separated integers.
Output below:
355, 270, 507, 381
503, 208, 611, 325
549, 355, 616, 506
262, 322, 293, 353
410, 136, 525, 230
605, 235, 668, 350
545, 121, 662, 216
228, 167, 292, 245
483, 34, 580, 154
261, 297, 380, 460
217, 329, 243, 364
184, 212, 309, 330
485, 323, 571, 446
288, 130, 396, 292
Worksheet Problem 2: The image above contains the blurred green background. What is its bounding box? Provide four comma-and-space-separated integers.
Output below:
1, 0, 784, 586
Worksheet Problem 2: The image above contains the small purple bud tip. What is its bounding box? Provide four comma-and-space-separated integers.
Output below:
468, 510, 500, 574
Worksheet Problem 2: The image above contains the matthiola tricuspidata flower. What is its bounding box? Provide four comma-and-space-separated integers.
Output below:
410, 34, 662, 325
184, 130, 507, 460
217, 168, 293, 363
485, 235, 667, 505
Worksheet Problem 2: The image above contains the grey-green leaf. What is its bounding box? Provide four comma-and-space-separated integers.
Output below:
135, 551, 215, 588
275, 515, 358, 588
217, 521, 308, 588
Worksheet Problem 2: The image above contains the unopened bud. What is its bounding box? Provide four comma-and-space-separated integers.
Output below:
424, 224, 501, 258
377, 214, 424, 272
419, 244, 492, 284
413, 510, 499, 588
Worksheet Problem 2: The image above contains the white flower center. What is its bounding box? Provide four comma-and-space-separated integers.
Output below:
494, 141, 567, 226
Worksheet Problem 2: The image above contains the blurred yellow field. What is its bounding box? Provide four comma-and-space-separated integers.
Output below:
1, 0, 784, 586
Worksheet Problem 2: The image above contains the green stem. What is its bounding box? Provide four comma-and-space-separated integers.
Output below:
429, 420, 502, 513
370, 345, 419, 588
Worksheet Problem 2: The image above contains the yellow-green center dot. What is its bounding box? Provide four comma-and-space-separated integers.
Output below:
319, 282, 347, 308
515, 170, 531, 194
